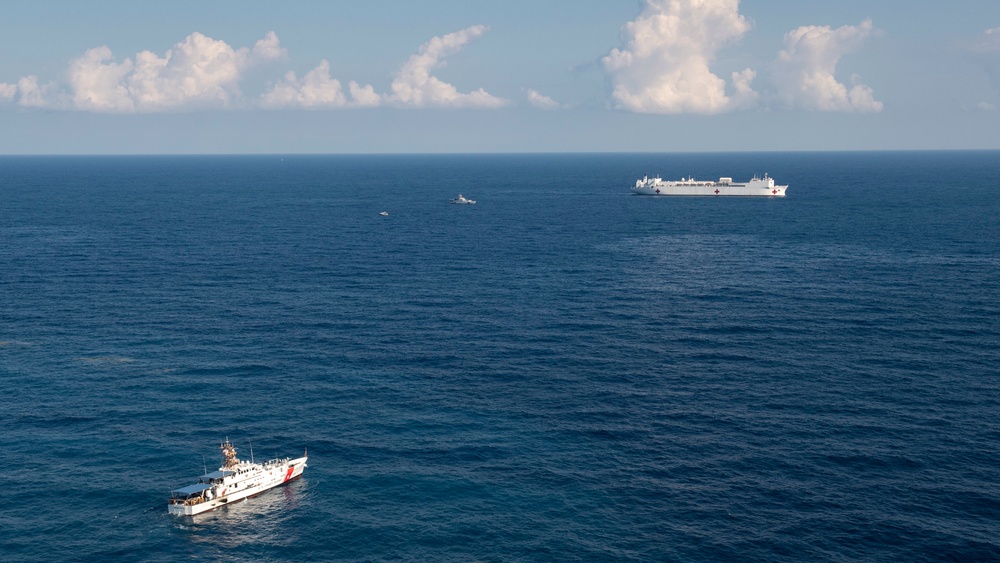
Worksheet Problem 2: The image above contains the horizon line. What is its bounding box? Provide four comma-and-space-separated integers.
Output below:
2, 148, 999, 158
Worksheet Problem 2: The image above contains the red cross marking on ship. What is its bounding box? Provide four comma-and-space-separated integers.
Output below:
714, 189, 720, 195
773, 189, 777, 194
655, 188, 660, 194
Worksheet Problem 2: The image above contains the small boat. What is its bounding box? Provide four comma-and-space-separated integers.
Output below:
167, 440, 307, 516
450, 194, 475, 204
379, 211, 389, 216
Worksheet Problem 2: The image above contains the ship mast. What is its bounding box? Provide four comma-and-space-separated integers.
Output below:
221, 439, 239, 469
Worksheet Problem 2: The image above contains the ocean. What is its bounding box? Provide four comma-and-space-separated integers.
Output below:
1, 152, 998, 561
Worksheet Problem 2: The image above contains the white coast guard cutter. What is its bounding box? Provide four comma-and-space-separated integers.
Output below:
168, 440, 307, 515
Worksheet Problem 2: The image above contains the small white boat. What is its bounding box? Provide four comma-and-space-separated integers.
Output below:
168, 440, 307, 516
450, 194, 475, 204
379, 211, 389, 216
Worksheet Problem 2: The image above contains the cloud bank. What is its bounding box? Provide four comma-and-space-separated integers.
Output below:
772, 19, 882, 112
1, 27, 504, 112
602, 0, 757, 114
0, 15, 887, 115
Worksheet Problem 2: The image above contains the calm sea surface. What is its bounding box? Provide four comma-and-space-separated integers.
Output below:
1, 152, 998, 561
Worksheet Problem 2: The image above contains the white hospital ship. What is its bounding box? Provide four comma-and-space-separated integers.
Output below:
632, 174, 788, 197
168, 440, 307, 515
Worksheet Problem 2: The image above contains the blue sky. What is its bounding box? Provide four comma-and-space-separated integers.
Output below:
1, 0, 999, 153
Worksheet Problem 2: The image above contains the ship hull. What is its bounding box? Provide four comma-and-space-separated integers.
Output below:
632, 185, 786, 197
168, 456, 307, 516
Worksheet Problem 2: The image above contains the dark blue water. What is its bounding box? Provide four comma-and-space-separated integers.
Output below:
1, 152, 999, 562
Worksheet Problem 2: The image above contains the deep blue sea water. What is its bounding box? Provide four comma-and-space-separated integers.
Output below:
1, 152, 999, 562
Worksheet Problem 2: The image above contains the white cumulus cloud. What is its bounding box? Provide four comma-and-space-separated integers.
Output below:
69, 46, 137, 111
15, 76, 61, 108
261, 60, 379, 108
526, 88, 564, 109
244, 31, 287, 64
348, 81, 381, 108
387, 25, 507, 108
0, 82, 16, 101
7, 31, 285, 112
602, 0, 757, 114
772, 19, 882, 112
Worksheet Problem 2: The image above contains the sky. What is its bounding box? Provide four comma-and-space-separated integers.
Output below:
1, 0, 999, 154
